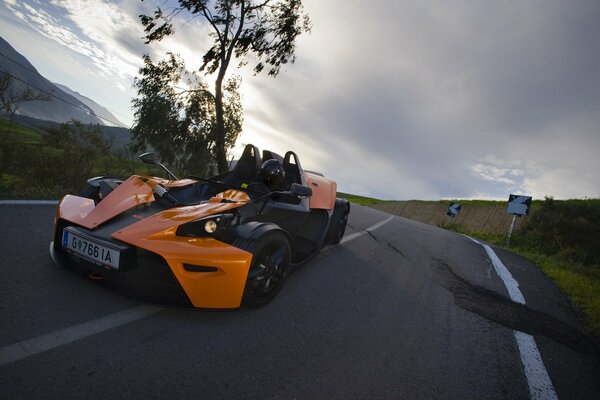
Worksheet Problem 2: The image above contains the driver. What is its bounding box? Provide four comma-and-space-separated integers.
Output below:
251, 159, 286, 194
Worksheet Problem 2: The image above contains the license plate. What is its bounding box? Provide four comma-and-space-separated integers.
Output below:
62, 229, 121, 269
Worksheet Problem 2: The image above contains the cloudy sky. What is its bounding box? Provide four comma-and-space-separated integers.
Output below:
1, 0, 599, 200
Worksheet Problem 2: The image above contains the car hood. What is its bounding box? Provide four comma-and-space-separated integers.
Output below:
57, 176, 250, 235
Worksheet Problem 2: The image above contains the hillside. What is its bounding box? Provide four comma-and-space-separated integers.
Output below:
10, 115, 131, 151
371, 200, 523, 234
0, 35, 103, 124
54, 83, 127, 128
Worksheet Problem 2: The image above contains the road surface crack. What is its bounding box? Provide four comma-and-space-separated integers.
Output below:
364, 230, 405, 257
434, 260, 600, 361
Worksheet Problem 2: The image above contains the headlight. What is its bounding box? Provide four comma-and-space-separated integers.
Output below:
204, 219, 218, 233
176, 214, 235, 238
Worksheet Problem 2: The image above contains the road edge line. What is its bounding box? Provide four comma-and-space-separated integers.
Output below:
340, 216, 394, 245
464, 235, 558, 400
0, 200, 58, 205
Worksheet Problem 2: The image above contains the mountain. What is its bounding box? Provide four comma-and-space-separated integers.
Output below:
0, 35, 103, 125
54, 83, 127, 128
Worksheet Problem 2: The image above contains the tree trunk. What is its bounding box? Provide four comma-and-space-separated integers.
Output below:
214, 73, 229, 174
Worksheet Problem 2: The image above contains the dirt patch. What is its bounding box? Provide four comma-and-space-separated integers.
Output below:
433, 259, 600, 360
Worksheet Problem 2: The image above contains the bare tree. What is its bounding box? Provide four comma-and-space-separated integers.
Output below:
0, 72, 52, 132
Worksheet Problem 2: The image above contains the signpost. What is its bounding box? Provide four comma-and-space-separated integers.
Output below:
447, 203, 462, 217
446, 203, 461, 224
506, 194, 532, 247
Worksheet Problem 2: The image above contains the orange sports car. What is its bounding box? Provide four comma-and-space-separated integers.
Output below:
50, 144, 350, 309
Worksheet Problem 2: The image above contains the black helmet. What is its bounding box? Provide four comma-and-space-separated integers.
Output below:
259, 159, 286, 189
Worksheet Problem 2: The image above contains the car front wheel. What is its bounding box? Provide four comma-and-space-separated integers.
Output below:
242, 232, 291, 308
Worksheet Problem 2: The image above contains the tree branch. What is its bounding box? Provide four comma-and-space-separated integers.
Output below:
202, 6, 224, 46
224, 0, 247, 67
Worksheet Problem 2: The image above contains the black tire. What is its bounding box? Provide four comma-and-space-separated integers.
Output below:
329, 200, 350, 245
242, 232, 291, 308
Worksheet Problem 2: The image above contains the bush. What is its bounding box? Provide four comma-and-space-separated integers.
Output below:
520, 197, 600, 266
0, 121, 139, 198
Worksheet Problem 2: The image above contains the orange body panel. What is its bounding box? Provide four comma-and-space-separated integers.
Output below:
111, 194, 252, 308
305, 172, 337, 210
212, 189, 251, 203
57, 195, 96, 223
115, 230, 252, 309
164, 178, 198, 188
58, 176, 154, 229
150, 177, 199, 188
111, 197, 252, 308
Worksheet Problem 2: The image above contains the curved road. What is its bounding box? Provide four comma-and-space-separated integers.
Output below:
1, 203, 598, 399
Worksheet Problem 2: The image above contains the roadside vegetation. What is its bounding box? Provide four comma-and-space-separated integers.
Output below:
344, 193, 600, 335
448, 223, 600, 336
337, 192, 390, 206
0, 118, 161, 199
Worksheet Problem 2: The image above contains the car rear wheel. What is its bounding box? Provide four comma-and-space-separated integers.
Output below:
329, 200, 350, 245
242, 232, 291, 308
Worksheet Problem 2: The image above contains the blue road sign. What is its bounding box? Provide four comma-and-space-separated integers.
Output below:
507, 194, 532, 216
447, 203, 462, 217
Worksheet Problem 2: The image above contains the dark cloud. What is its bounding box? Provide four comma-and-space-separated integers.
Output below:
2, 0, 599, 199
238, 0, 600, 199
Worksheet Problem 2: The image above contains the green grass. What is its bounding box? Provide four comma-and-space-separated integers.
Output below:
337, 192, 389, 206
0, 118, 43, 143
520, 251, 600, 334
438, 199, 506, 207
445, 224, 506, 245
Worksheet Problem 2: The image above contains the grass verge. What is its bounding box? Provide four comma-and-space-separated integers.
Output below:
0, 118, 43, 143
337, 192, 389, 206
521, 251, 600, 335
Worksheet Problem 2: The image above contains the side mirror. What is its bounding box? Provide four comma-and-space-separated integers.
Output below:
139, 152, 156, 165
137, 152, 178, 181
291, 183, 312, 197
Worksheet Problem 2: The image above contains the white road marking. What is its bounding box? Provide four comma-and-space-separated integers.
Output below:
340, 216, 394, 245
465, 235, 558, 400
0, 200, 58, 205
0, 305, 161, 367
339, 231, 364, 244
366, 216, 395, 232
514, 331, 559, 400
466, 236, 525, 304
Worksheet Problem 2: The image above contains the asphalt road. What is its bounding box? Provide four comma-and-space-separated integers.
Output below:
1, 203, 599, 399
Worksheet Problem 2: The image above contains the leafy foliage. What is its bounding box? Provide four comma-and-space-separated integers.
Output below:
139, 0, 311, 173
0, 119, 140, 198
520, 197, 600, 266
130, 53, 242, 177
